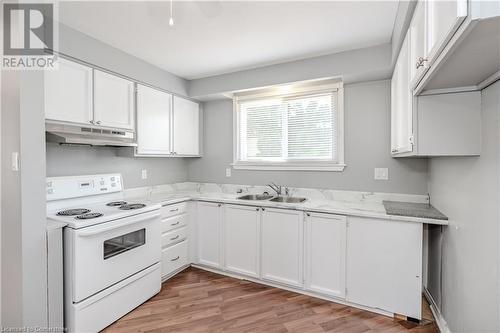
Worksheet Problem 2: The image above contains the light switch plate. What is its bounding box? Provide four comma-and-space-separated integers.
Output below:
141, 169, 148, 179
374, 168, 388, 180
225, 168, 231, 177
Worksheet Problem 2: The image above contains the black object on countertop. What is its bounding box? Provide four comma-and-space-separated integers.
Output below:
383, 201, 448, 220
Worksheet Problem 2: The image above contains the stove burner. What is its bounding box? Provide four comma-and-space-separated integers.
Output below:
75, 212, 103, 220
106, 201, 127, 207
119, 203, 146, 210
57, 208, 91, 216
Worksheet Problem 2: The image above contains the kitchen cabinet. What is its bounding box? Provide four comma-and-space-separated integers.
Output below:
160, 202, 190, 279
45, 58, 93, 124
346, 216, 422, 319
261, 208, 303, 287
409, 0, 467, 89
172, 96, 200, 156
304, 212, 346, 299
136, 84, 172, 155
409, 0, 427, 86
391, 33, 413, 155
197, 202, 222, 269
93, 70, 135, 130
425, 0, 467, 64
223, 204, 260, 277
392, 0, 481, 157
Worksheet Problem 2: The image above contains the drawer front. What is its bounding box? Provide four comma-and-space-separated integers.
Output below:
161, 202, 188, 219
161, 240, 188, 276
162, 226, 187, 248
161, 213, 188, 233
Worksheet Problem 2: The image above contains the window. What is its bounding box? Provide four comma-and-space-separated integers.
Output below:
233, 82, 344, 171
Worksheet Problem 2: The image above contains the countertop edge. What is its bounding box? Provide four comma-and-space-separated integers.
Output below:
145, 195, 449, 226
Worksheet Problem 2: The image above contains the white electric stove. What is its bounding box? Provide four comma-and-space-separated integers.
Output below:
46, 174, 162, 333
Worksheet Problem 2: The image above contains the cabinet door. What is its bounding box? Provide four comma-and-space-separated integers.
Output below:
223, 205, 260, 277
391, 32, 413, 154
93, 70, 135, 130
426, 0, 467, 64
305, 212, 346, 299
197, 202, 222, 268
261, 208, 303, 287
44, 58, 93, 124
410, 0, 427, 86
172, 96, 200, 156
136, 84, 172, 155
346, 217, 422, 319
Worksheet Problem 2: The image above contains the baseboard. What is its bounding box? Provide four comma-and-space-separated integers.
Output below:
423, 287, 452, 333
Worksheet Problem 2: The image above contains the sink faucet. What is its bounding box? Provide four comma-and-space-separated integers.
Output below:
267, 182, 282, 196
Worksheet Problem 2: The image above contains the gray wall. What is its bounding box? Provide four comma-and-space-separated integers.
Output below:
427, 80, 500, 333
188, 80, 428, 194
46, 145, 188, 188
58, 24, 188, 96
189, 44, 392, 100
46, 23, 190, 187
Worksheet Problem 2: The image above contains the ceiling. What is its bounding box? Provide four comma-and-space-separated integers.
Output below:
57, 1, 399, 80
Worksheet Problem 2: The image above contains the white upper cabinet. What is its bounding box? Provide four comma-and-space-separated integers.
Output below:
391, 33, 413, 155
136, 84, 172, 155
223, 205, 260, 278
45, 58, 93, 124
197, 202, 222, 269
261, 208, 303, 287
93, 70, 135, 130
409, 0, 428, 86
304, 212, 346, 299
426, 0, 467, 64
172, 96, 200, 156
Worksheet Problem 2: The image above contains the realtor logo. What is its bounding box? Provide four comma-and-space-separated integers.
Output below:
2, 2, 58, 69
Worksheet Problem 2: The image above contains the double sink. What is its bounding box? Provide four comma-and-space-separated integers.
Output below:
237, 194, 307, 203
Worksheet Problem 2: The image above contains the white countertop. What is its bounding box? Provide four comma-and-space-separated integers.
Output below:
126, 188, 448, 226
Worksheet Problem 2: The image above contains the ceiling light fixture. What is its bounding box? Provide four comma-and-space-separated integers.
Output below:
169, 0, 174, 26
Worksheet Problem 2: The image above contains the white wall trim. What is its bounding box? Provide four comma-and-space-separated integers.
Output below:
423, 287, 452, 333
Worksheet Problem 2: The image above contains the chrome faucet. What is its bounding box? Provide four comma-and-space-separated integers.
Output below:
267, 182, 282, 196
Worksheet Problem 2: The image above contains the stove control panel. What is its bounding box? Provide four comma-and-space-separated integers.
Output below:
46, 174, 123, 201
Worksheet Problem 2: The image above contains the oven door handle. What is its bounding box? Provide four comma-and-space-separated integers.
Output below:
77, 211, 160, 237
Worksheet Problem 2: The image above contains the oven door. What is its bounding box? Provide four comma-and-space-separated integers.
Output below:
67, 209, 161, 303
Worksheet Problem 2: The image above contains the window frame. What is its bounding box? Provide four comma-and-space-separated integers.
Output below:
232, 82, 345, 171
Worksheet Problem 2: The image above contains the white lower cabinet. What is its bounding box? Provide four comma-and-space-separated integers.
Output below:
261, 208, 303, 287
197, 202, 223, 269
160, 203, 190, 279
223, 205, 260, 278
304, 212, 346, 299
161, 241, 188, 277
346, 216, 422, 319
180, 200, 424, 319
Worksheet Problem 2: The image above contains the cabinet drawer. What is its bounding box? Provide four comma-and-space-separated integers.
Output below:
161, 202, 188, 219
161, 226, 187, 248
161, 213, 187, 233
161, 240, 188, 277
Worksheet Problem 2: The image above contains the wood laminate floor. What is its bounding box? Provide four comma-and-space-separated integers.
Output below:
102, 267, 438, 333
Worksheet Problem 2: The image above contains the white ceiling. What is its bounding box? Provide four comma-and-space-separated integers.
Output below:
57, 1, 399, 80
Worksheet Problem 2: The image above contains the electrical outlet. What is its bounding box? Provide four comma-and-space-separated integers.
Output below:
225, 168, 231, 177
141, 169, 148, 180
374, 168, 388, 180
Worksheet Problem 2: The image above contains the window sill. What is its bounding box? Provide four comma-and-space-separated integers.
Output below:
231, 162, 346, 172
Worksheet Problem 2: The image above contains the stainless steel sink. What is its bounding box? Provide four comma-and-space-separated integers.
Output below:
237, 194, 274, 200
269, 196, 307, 203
